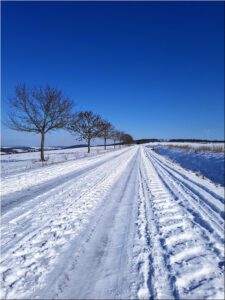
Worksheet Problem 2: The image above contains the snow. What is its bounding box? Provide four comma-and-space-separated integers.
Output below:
150, 144, 225, 186
1, 146, 117, 176
1, 147, 127, 199
1, 145, 224, 299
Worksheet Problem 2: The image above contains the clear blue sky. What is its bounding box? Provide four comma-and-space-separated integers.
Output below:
1, 1, 224, 146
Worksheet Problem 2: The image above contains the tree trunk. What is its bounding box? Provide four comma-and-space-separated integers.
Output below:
114, 139, 116, 149
88, 138, 91, 153
40, 132, 45, 161
104, 137, 106, 150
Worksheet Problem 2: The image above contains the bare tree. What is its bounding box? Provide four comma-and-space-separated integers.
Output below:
7, 84, 73, 161
116, 131, 125, 148
68, 111, 102, 153
99, 120, 114, 150
111, 129, 120, 149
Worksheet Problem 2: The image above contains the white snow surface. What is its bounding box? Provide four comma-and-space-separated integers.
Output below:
1, 146, 117, 176
150, 144, 224, 186
1, 145, 224, 299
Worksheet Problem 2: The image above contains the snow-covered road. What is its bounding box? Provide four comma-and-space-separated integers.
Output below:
1, 146, 224, 299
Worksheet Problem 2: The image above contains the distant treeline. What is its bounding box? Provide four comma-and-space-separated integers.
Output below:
133, 139, 225, 144
134, 139, 160, 144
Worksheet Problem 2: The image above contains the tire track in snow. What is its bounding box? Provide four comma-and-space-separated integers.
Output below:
1, 148, 134, 255
33, 147, 140, 299
145, 148, 224, 254
134, 151, 174, 300
149, 149, 224, 219
1, 147, 134, 253
148, 147, 224, 204
140, 147, 224, 299
1, 148, 130, 214
0, 147, 137, 299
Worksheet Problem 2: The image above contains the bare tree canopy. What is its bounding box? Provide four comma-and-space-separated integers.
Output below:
113, 131, 133, 147
121, 133, 134, 144
99, 120, 114, 150
7, 84, 73, 161
68, 111, 102, 153
116, 131, 125, 145
110, 129, 120, 149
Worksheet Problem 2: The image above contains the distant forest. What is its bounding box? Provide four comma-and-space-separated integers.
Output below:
135, 139, 225, 144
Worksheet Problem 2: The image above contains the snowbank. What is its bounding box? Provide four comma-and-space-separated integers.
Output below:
151, 145, 224, 186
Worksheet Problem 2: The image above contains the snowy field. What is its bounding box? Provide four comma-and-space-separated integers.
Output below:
1, 146, 117, 176
149, 144, 225, 186
1, 145, 224, 299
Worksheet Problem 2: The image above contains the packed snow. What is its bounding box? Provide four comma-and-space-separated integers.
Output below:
0, 145, 224, 299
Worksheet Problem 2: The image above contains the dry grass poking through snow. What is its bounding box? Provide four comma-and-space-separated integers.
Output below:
166, 144, 225, 153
